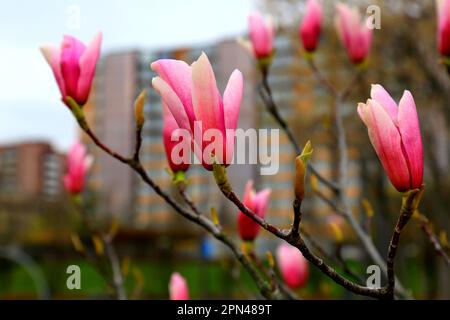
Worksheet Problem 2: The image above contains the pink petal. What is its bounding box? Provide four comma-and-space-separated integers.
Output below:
437, 0, 450, 55
398, 90, 423, 189
60, 35, 86, 100
64, 142, 90, 194
248, 12, 274, 58
335, 3, 371, 63
151, 59, 196, 130
84, 155, 94, 173
237, 210, 261, 241
364, 99, 411, 191
40, 45, 67, 99
191, 52, 225, 139
152, 77, 191, 132
242, 180, 255, 205
223, 69, 243, 164
67, 142, 85, 170
223, 69, 243, 131
276, 244, 309, 289
437, 0, 450, 29
253, 189, 271, 218
169, 273, 189, 300
299, 0, 323, 51
63, 175, 74, 193
238, 180, 260, 241
335, 3, 353, 49
370, 84, 398, 121
360, 20, 373, 60
163, 102, 190, 172
357, 102, 369, 126
77, 32, 102, 105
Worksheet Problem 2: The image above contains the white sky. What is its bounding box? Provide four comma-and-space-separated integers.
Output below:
0, 0, 255, 151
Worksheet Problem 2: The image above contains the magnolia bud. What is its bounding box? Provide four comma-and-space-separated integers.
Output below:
266, 251, 275, 269
294, 141, 313, 201
362, 199, 374, 218
210, 207, 220, 227
134, 90, 147, 128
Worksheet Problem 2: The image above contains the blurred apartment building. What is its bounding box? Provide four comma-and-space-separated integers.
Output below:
84, 33, 361, 253
0, 142, 65, 200
0, 142, 69, 243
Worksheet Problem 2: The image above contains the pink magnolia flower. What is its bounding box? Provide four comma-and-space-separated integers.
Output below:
40, 33, 102, 107
248, 12, 275, 59
335, 3, 372, 64
169, 272, 189, 300
437, 0, 450, 56
358, 85, 423, 192
299, 0, 323, 52
64, 142, 92, 195
237, 181, 271, 242
163, 103, 190, 173
276, 243, 309, 289
151, 52, 243, 170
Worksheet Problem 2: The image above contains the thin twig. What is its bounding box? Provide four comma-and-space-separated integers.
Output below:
386, 189, 422, 299
312, 188, 345, 215
417, 214, 450, 268
178, 187, 202, 216
71, 198, 127, 300
307, 59, 337, 96
300, 227, 365, 284
290, 198, 302, 239
258, 70, 340, 194
133, 125, 143, 161
102, 235, 127, 300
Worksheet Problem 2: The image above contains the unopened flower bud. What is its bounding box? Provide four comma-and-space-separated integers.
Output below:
266, 251, 275, 269
294, 141, 313, 201
134, 90, 147, 128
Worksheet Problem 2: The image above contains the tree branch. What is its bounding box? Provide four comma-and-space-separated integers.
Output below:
386, 188, 424, 298
416, 214, 450, 268
258, 69, 340, 194
102, 234, 127, 300
70, 197, 127, 300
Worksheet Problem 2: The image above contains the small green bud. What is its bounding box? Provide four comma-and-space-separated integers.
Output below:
134, 90, 147, 128
294, 140, 313, 201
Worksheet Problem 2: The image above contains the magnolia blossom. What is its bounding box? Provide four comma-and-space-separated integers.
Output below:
276, 243, 309, 289
437, 0, 450, 56
64, 142, 92, 195
358, 85, 423, 192
237, 181, 271, 241
40, 33, 102, 107
299, 0, 323, 52
335, 3, 372, 64
169, 272, 189, 300
162, 103, 190, 173
248, 12, 275, 59
151, 52, 243, 170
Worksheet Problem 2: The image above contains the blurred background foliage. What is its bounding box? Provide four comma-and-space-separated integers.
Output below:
0, 0, 449, 299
